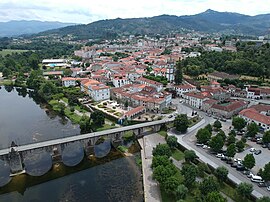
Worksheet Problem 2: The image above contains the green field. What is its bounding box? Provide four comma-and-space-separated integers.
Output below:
0, 49, 28, 56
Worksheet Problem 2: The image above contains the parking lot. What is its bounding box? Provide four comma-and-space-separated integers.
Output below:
235, 140, 270, 173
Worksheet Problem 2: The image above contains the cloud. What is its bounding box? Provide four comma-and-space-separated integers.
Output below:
0, 0, 269, 23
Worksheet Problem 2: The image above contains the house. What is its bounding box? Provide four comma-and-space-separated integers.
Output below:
81, 79, 110, 101
173, 84, 196, 97
137, 77, 163, 92
62, 77, 77, 87
183, 92, 209, 109
246, 88, 261, 99
111, 84, 172, 112
121, 106, 146, 120
239, 108, 270, 131
112, 75, 130, 87
209, 100, 248, 119
207, 71, 239, 82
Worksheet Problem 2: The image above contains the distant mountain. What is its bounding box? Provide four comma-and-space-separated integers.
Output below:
0, 20, 76, 37
39, 10, 270, 39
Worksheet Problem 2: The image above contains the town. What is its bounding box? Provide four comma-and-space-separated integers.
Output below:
1, 30, 270, 202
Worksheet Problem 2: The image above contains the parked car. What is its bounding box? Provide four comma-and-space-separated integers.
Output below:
247, 172, 254, 178
250, 148, 256, 152
226, 159, 234, 165
262, 144, 268, 148
196, 143, 204, 147
236, 165, 245, 171
202, 145, 210, 149
231, 162, 238, 168
254, 150, 262, 155
216, 153, 225, 158
258, 182, 267, 187
221, 156, 229, 161
267, 186, 270, 191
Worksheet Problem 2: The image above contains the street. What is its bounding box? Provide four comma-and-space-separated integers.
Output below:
169, 99, 270, 198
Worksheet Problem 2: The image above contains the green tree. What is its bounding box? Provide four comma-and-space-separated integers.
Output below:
215, 166, 228, 182
205, 124, 212, 133
263, 131, 270, 144
79, 115, 91, 133
261, 162, 270, 181
174, 114, 189, 133
205, 192, 227, 202
163, 176, 182, 195
226, 143, 236, 158
196, 128, 211, 144
209, 134, 224, 153
236, 140, 245, 152
228, 130, 236, 136
236, 182, 253, 198
184, 150, 197, 163
28, 53, 39, 70
152, 144, 172, 157
246, 122, 259, 137
63, 68, 72, 76
243, 154, 256, 170
199, 176, 219, 195
226, 134, 236, 146
175, 184, 188, 200
257, 196, 270, 202
38, 81, 58, 101
2, 67, 12, 78
174, 62, 183, 85
213, 120, 222, 130
153, 163, 177, 184
182, 164, 198, 188
90, 111, 105, 127
217, 130, 226, 141
232, 117, 246, 131
152, 155, 171, 169
166, 136, 178, 149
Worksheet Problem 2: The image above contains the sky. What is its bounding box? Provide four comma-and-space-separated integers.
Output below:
0, 0, 269, 24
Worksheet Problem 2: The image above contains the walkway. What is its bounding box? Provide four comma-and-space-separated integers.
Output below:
138, 134, 166, 202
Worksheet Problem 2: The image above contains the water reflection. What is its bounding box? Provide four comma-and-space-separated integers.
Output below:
62, 142, 84, 166
0, 156, 143, 202
24, 151, 52, 176
0, 87, 80, 149
94, 139, 112, 158
0, 160, 11, 187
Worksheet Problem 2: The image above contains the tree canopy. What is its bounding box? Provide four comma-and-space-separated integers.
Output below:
174, 114, 189, 133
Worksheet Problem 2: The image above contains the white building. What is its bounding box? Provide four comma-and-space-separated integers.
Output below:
183, 92, 208, 109
112, 75, 130, 87
62, 77, 76, 87
81, 79, 110, 101
173, 84, 196, 97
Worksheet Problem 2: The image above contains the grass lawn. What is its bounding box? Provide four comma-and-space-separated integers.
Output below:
0, 49, 28, 56
189, 116, 202, 127
75, 105, 87, 113
158, 130, 167, 138
220, 182, 253, 202
64, 108, 81, 123
96, 124, 116, 132
172, 149, 185, 161
61, 97, 68, 103
0, 79, 13, 85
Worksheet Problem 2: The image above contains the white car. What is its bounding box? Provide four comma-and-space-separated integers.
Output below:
250, 148, 256, 152
216, 153, 225, 158
267, 186, 270, 191
203, 145, 210, 149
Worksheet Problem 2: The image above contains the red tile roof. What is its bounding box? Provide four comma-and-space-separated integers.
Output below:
240, 108, 270, 125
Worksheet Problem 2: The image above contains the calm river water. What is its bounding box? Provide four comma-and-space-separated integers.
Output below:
0, 86, 143, 202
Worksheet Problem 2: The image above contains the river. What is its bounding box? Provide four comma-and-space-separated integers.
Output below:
0, 86, 143, 202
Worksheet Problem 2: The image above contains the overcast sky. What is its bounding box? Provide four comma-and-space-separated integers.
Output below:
0, 0, 269, 24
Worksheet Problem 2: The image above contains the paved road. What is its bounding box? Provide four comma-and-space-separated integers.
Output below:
138, 134, 166, 202
168, 116, 270, 198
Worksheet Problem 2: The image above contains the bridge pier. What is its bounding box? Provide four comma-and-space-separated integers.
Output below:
9, 148, 23, 174
153, 125, 161, 132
